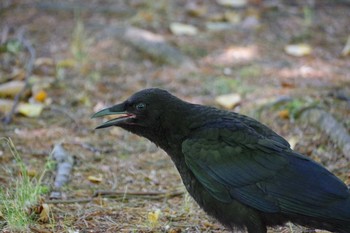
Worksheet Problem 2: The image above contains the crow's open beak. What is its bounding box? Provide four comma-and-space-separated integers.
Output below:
91, 103, 135, 129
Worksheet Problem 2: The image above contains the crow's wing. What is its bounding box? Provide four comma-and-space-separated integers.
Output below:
182, 125, 350, 219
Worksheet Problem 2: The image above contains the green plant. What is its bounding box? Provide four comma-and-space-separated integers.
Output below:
0, 137, 50, 232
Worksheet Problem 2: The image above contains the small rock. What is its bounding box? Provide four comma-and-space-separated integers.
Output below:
170, 22, 198, 36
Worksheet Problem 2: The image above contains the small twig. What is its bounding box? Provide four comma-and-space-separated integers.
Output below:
46, 198, 93, 204
45, 190, 184, 204
93, 190, 184, 198
2, 28, 36, 124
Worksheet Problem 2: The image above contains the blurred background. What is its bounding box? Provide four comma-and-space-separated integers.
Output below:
0, 0, 349, 232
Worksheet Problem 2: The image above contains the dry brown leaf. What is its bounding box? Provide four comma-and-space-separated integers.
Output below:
38, 203, 50, 223
281, 81, 296, 88
0, 80, 25, 97
168, 228, 181, 233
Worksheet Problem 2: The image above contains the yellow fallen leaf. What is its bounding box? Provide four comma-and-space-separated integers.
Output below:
278, 109, 290, 119
57, 59, 76, 68
87, 175, 103, 184
0, 80, 25, 97
34, 90, 48, 102
18, 103, 44, 117
284, 44, 312, 57
148, 209, 161, 225
215, 93, 241, 109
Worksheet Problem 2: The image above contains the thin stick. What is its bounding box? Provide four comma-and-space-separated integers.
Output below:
93, 190, 184, 198
45, 190, 184, 204
2, 28, 36, 124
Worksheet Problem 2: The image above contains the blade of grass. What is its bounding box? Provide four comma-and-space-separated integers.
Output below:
0, 137, 50, 232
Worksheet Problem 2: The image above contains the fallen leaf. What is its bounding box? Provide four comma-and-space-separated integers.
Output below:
0, 99, 14, 113
168, 228, 181, 233
34, 57, 55, 67
215, 93, 241, 109
38, 203, 50, 223
284, 44, 312, 57
281, 81, 296, 88
0, 80, 25, 97
87, 175, 103, 184
10, 68, 26, 80
57, 59, 76, 68
148, 209, 161, 225
18, 103, 44, 117
169, 23, 198, 36
278, 109, 290, 119
34, 90, 48, 102
217, 0, 247, 8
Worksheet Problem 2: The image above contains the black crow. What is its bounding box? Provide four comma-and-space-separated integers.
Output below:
92, 88, 350, 233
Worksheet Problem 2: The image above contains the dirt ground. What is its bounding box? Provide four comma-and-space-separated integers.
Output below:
1, 0, 350, 232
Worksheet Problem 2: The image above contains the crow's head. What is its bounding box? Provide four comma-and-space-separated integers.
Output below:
92, 88, 180, 131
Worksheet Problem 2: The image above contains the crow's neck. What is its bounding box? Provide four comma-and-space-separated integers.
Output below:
122, 102, 227, 154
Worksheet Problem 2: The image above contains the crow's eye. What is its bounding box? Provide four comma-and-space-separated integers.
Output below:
135, 102, 146, 111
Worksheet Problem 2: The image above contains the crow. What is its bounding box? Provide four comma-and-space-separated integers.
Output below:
92, 88, 350, 233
